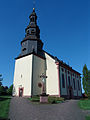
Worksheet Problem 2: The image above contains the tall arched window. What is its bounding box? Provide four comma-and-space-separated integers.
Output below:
73, 78, 75, 90
78, 80, 80, 90
68, 76, 70, 86
30, 17, 34, 22
62, 74, 65, 88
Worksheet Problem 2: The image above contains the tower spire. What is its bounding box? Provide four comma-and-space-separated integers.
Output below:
33, 0, 36, 10
20, 8, 44, 57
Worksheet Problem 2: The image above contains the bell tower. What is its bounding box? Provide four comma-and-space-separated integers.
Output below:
20, 8, 43, 57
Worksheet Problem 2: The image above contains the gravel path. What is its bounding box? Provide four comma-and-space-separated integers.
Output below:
9, 97, 86, 120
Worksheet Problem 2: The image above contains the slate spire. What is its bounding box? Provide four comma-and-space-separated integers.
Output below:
19, 8, 44, 57
24, 8, 40, 39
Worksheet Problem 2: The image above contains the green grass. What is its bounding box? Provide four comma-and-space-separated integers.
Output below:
0, 96, 11, 119
29, 96, 40, 102
78, 99, 90, 110
78, 99, 90, 120
85, 116, 90, 120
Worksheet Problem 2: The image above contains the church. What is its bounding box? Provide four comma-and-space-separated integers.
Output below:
13, 8, 82, 99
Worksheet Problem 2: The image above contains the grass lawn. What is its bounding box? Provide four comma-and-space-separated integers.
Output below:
78, 99, 90, 110
0, 96, 11, 119
85, 116, 90, 120
78, 99, 90, 120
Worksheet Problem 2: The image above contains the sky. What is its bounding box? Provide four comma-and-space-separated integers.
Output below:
0, 0, 89, 93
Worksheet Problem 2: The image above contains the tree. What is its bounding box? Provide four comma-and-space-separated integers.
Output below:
82, 64, 90, 98
0, 86, 8, 96
7, 85, 13, 95
0, 86, 4, 95
0, 74, 3, 86
87, 71, 90, 98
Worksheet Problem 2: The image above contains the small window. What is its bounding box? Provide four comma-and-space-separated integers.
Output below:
73, 79, 75, 90
22, 48, 26, 51
31, 29, 35, 34
62, 74, 65, 88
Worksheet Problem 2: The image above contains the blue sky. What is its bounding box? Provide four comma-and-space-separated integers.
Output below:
0, 0, 89, 93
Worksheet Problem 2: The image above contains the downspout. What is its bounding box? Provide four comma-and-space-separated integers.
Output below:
71, 73, 73, 98
75, 75, 78, 98
80, 76, 82, 97
31, 54, 34, 97
66, 70, 68, 96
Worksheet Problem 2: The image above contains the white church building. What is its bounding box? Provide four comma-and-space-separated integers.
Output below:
13, 8, 82, 99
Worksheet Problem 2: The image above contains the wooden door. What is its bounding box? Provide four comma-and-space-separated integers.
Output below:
19, 88, 23, 97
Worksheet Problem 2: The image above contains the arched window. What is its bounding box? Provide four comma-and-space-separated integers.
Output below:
22, 48, 26, 51
68, 76, 70, 86
31, 29, 35, 34
27, 30, 29, 35
62, 74, 65, 88
78, 80, 80, 90
30, 17, 34, 22
73, 79, 75, 90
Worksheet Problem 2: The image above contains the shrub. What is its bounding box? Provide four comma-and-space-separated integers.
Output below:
7, 85, 13, 95
48, 96, 64, 104
30, 96, 40, 102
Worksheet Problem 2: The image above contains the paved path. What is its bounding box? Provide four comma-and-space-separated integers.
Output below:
9, 97, 86, 120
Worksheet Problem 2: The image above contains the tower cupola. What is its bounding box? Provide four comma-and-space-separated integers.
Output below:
19, 8, 44, 57
24, 8, 40, 40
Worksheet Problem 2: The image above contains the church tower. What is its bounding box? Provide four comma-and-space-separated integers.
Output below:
19, 8, 44, 57
13, 8, 46, 97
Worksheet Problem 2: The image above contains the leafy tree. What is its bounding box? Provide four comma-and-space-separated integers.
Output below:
0, 74, 3, 86
0, 86, 4, 95
87, 71, 90, 98
7, 85, 13, 95
0, 86, 8, 96
82, 64, 90, 98
3, 86, 8, 95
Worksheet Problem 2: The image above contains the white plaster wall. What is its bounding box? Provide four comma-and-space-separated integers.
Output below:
32, 55, 45, 95
45, 53, 59, 96
13, 55, 32, 96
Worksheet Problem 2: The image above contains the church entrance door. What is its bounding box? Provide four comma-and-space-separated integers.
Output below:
69, 89, 72, 99
69, 87, 73, 99
19, 88, 23, 97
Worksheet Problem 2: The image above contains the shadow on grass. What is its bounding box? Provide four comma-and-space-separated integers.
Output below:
0, 118, 10, 120
0, 96, 11, 101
